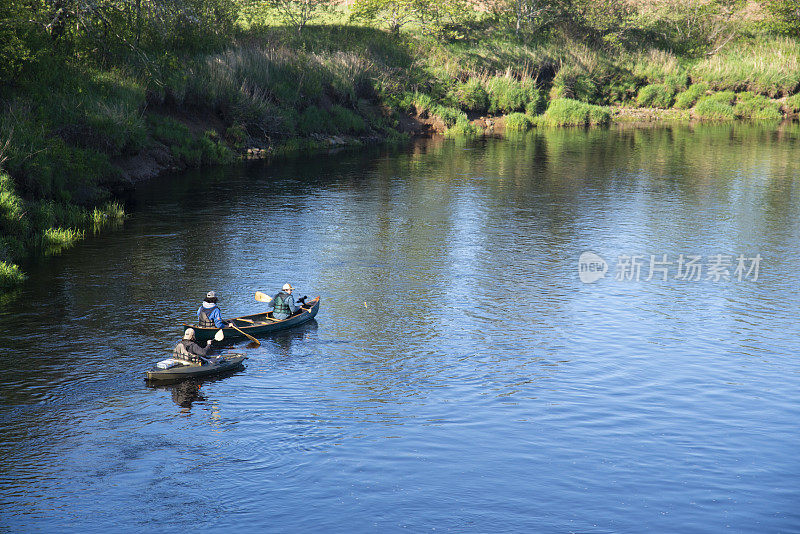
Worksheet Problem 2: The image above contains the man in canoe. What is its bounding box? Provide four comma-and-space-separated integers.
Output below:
269, 283, 301, 320
173, 328, 213, 364
197, 291, 232, 328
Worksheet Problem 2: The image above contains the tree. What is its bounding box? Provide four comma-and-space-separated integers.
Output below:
490, 0, 567, 40
256, 0, 332, 33
350, 0, 425, 35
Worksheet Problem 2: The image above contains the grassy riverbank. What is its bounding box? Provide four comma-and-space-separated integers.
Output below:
2, 1, 800, 291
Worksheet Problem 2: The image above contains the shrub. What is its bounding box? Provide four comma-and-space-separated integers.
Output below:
452, 79, 490, 113
734, 92, 782, 120
674, 83, 710, 109
637, 84, 675, 108
540, 98, 611, 127
505, 112, 533, 131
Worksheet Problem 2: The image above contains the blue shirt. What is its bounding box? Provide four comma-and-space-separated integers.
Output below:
198, 304, 224, 328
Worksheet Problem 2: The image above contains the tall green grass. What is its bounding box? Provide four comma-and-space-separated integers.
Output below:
690, 37, 800, 97
0, 261, 25, 290
674, 83, 710, 109
733, 92, 782, 120
637, 84, 675, 108
505, 112, 533, 131
693, 92, 736, 120
539, 98, 611, 127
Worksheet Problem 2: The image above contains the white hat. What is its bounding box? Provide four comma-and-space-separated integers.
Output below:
282, 283, 294, 291
183, 328, 195, 340
206, 290, 216, 299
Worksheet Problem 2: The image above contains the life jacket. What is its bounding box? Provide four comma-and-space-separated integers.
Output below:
198, 304, 219, 327
272, 292, 291, 317
173, 340, 198, 362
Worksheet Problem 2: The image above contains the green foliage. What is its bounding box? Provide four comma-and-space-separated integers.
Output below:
225, 124, 249, 150
674, 83, 710, 109
550, 65, 597, 103
451, 79, 490, 113
505, 112, 533, 131
486, 76, 537, 114
690, 37, 800, 97
525, 91, 546, 116
40, 227, 84, 257
637, 84, 675, 108
432, 106, 466, 128
694, 92, 736, 120
540, 98, 610, 127
761, 0, 800, 37
733, 92, 782, 120
444, 117, 481, 137
0, 173, 28, 237
299, 106, 330, 135
330, 105, 367, 134
0, 261, 26, 290
786, 93, 800, 114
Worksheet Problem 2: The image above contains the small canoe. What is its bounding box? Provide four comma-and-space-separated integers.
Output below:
145, 354, 247, 381
185, 296, 321, 342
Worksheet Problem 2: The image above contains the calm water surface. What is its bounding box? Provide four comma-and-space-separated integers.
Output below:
2, 123, 800, 532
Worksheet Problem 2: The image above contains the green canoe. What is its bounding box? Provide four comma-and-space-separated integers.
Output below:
145, 353, 247, 381
185, 296, 320, 342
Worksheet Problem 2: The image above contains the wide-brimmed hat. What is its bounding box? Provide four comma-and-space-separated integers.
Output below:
183, 328, 195, 340
282, 283, 294, 291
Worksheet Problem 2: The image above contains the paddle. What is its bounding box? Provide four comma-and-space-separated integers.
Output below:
214, 329, 224, 342
228, 321, 261, 348
254, 291, 272, 303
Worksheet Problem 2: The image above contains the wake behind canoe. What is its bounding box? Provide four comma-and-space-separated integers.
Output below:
185, 296, 321, 342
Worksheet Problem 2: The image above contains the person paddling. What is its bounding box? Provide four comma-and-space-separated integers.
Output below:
174, 328, 213, 364
269, 283, 301, 320
198, 291, 232, 328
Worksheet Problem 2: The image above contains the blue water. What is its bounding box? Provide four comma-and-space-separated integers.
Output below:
1, 124, 800, 532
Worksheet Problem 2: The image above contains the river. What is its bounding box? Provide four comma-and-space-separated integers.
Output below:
1, 123, 799, 532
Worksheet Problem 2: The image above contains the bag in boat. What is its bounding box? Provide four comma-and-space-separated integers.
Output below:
156, 358, 182, 369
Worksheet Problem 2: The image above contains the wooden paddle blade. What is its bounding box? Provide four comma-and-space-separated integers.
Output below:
214, 329, 224, 342
255, 291, 273, 303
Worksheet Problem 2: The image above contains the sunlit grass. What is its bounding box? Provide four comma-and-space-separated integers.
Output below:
690, 37, 800, 97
